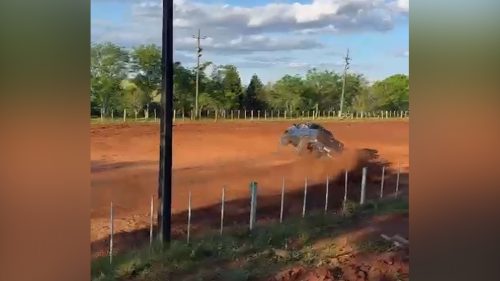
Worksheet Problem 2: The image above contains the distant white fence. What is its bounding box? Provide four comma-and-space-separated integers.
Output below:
93, 109, 409, 123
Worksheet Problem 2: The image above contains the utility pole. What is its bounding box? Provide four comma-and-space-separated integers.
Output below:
193, 29, 207, 119
158, 0, 173, 245
338, 48, 351, 118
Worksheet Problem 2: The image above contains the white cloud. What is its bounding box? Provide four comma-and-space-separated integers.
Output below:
92, 0, 409, 54
397, 0, 409, 12
394, 49, 409, 58
389, 0, 409, 13
297, 24, 339, 35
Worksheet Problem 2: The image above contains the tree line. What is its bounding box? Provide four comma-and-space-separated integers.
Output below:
91, 42, 409, 118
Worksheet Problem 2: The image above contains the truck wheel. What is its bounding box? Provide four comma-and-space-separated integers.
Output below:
296, 139, 309, 156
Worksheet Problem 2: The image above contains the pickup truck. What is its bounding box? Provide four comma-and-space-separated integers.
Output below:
280, 122, 344, 158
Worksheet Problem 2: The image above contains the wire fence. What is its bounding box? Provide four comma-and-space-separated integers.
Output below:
98, 162, 406, 264
91, 109, 410, 123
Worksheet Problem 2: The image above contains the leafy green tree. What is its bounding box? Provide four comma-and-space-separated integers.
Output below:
221, 65, 244, 109
89, 42, 409, 116
130, 44, 162, 115
120, 80, 148, 118
351, 87, 378, 112
371, 74, 409, 110
198, 92, 222, 112
266, 75, 306, 112
203, 64, 225, 106
90, 42, 128, 116
304, 69, 341, 110
243, 74, 266, 110
343, 73, 369, 111
173, 62, 196, 112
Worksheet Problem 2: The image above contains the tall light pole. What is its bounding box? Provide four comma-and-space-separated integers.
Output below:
158, 0, 174, 245
192, 29, 206, 119
338, 48, 351, 118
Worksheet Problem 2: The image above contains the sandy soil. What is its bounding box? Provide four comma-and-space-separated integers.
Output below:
90, 120, 409, 257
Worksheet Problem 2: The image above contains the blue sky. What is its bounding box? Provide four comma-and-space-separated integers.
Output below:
91, 0, 408, 84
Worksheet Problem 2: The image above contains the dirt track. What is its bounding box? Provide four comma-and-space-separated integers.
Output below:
90, 120, 409, 257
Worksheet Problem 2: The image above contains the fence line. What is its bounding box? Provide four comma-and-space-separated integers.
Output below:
109, 202, 113, 264
380, 166, 386, 199
187, 190, 192, 244
360, 167, 367, 205
150, 196, 154, 247
343, 170, 349, 212
280, 176, 285, 223
104, 163, 405, 263
220, 186, 225, 236
302, 177, 308, 218
92, 109, 410, 123
395, 162, 401, 198
324, 176, 330, 213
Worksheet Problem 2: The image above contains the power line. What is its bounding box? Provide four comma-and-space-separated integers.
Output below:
192, 29, 207, 119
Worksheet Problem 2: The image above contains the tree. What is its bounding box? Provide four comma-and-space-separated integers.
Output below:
220, 65, 244, 109
130, 44, 162, 116
203, 64, 224, 104
304, 69, 341, 110
266, 75, 306, 112
173, 62, 196, 112
351, 87, 378, 112
243, 74, 265, 110
90, 42, 129, 117
371, 74, 409, 111
343, 73, 369, 111
89, 42, 409, 116
198, 92, 222, 112
120, 80, 148, 119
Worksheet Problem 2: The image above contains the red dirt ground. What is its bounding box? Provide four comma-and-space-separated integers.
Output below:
267, 212, 409, 281
90, 120, 409, 257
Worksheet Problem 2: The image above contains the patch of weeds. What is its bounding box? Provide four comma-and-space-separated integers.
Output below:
270, 248, 291, 263
360, 201, 378, 212
287, 250, 304, 262
356, 237, 394, 253
231, 227, 251, 240
300, 246, 319, 265
246, 225, 298, 258
265, 224, 298, 247
393, 271, 409, 281
114, 257, 151, 279
91, 258, 113, 280
164, 241, 194, 263
92, 272, 114, 281
342, 200, 360, 217
375, 199, 408, 215
192, 235, 236, 259
217, 268, 250, 281
319, 243, 337, 260
147, 269, 173, 281
297, 231, 312, 245
189, 240, 219, 260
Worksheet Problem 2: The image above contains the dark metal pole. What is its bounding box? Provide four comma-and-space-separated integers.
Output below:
158, 0, 173, 245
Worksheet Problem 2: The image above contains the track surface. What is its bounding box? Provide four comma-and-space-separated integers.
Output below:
91, 120, 409, 257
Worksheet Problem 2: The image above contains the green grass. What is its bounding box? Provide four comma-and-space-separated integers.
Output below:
91, 198, 408, 281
